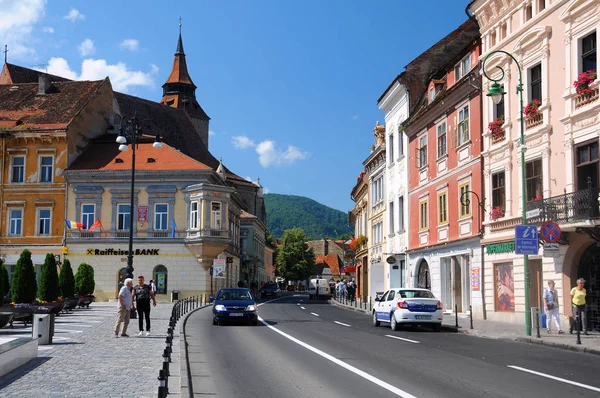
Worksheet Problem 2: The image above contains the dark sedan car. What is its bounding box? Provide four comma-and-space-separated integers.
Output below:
212, 288, 258, 326
260, 282, 281, 299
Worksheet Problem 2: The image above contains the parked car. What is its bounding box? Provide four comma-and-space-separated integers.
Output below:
212, 288, 258, 326
372, 288, 443, 332
308, 278, 330, 299
260, 282, 281, 299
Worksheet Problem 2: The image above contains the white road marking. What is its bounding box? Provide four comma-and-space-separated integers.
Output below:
258, 316, 417, 398
301, 306, 306, 310
54, 323, 92, 327
257, 296, 288, 307
51, 336, 72, 341
54, 329, 84, 333
310, 313, 320, 317
508, 365, 600, 393
385, 335, 420, 344
334, 321, 351, 327
37, 346, 54, 350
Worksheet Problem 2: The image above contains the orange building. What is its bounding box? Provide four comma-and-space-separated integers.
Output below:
0, 66, 114, 282
404, 19, 484, 315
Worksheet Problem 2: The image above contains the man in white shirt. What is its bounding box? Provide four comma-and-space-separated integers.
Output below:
149, 279, 158, 294
115, 278, 134, 337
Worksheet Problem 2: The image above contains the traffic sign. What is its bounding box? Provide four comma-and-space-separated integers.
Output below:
515, 225, 539, 255
541, 221, 561, 243
543, 243, 560, 258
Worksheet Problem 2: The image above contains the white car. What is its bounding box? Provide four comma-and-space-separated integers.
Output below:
372, 288, 443, 332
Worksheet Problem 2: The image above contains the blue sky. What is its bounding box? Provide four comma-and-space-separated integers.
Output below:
1, 0, 468, 212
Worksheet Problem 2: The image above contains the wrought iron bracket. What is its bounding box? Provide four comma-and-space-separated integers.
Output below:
460, 190, 486, 235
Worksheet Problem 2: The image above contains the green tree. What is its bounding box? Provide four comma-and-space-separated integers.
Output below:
59, 259, 75, 298
0, 259, 5, 299
11, 249, 37, 303
275, 228, 315, 282
1, 265, 8, 300
74, 263, 95, 296
39, 253, 60, 302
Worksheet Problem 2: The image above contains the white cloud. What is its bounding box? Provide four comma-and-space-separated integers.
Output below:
263, 187, 270, 194
150, 64, 159, 75
352, 114, 359, 120
64, 8, 84, 22
44, 57, 156, 93
232, 136, 256, 149
119, 39, 139, 52
209, 130, 216, 136
78, 39, 95, 56
0, 0, 46, 60
255, 140, 309, 167
41, 26, 54, 33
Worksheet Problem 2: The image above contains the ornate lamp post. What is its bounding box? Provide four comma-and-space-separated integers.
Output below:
116, 116, 162, 281
482, 50, 532, 336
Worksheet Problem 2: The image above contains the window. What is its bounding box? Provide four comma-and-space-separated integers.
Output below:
418, 135, 428, 168
388, 133, 394, 163
500, 22, 507, 40
211, 202, 222, 229
437, 122, 447, 158
458, 105, 470, 145
389, 200, 395, 232
492, 172, 506, 210
454, 55, 471, 81
429, 87, 435, 103
537, 0, 545, 12
582, 32, 597, 73
387, 290, 395, 301
419, 200, 428, 230
398, 196, 404, 231
530, 64, 542, 102
494, 94, 505, 120
371, 176, 383, 204
491, 31, 497, 47
154, 204, 168, 230
190, 202, 198, 229
525, 3, 533, 21
438, 193, 448, 224
525, 159, 543, 201
37, 208, 51, 235
81, 204, 95, 230
39, 156, 53, 183
11, 156, 25, 183
397, 126, 404, 156
117, 204, 131, 230
460, 183, 471, 217
9, 208, 23, 236
371, 222, 383, 244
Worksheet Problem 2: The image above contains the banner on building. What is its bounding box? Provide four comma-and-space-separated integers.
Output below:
213, 259, 226, 279
137, 206, 148, 222
471, 267, 480, 291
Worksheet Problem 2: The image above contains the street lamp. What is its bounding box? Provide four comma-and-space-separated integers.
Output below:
116, 115, 162, 281
482, 50, 532, 336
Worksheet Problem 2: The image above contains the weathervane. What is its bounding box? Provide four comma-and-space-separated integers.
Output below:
3, 45, 8, 63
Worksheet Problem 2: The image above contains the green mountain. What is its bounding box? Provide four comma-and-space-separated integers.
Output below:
264, 193, 354, 240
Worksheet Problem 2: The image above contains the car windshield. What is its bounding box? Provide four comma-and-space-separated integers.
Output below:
263, 283, 278, 289
399, 290, 435, 298
217, 290, 253, 301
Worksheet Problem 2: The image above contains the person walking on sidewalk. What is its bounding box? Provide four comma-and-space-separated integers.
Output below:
115, 278, 134, 337
132, 275, 156, 337
543, 280, 563, 334
570, 278, 588, 335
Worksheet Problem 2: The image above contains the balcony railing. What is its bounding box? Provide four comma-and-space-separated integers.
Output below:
525, 114, 543, 130
491, 130, 505, 145
525, 186, 600, 225
66, 230, 188, 239
575, 87, 599, 109
186, 229, 229, 239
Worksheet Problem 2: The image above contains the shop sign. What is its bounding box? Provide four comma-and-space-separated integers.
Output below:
471, 267, 480, 291
86, 248, 160, 256
345, 266, 356, 273
213, 259, 226, 279
137, 206, 148, 222
486, 241, 515, 254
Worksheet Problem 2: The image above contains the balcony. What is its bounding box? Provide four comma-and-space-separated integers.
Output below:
66, 229, 187, 240
525, 187, 600, 225
525, 114, 543, 130
575, 86, 599, 109
491, 129, 505, 145
185, 228, 231, 270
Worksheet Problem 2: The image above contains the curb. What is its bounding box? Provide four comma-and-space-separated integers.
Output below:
515, 336, 600, 355
179, 304, 211, 398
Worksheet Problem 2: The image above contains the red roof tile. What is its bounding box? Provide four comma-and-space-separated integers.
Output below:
0, 63, 71, 85
315, 254, 341, 275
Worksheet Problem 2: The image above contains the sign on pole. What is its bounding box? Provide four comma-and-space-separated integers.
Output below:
515, 225, 539, 255
543, 243, 560, 258
213, 259, 226, 279
540, 221, 561, 243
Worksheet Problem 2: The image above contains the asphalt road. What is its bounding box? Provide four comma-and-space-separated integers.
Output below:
184, 293, 600, 398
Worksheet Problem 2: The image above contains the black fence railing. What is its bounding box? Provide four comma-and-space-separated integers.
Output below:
526, 186, 600, 225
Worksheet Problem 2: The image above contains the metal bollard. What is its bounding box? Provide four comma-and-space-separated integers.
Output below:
576, 313, 582, 345
369, 296, 372, 312
470, 305, 474, 329
157, 369, 166, 398
535, 307, 541, 338
455, 304, 459, 328
162, 350, 170, 393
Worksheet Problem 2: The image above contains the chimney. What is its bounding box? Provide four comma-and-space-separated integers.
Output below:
324, 237, 328, 255
37, 73, 54, 95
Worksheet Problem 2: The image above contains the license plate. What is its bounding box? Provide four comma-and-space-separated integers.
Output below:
229, 313, 243, 317
415, 315, 432, 320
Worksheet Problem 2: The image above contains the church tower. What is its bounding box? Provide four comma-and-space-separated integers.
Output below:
160, 24, 210, 147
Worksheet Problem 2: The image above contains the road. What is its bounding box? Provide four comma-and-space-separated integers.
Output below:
184, 293, 600, 398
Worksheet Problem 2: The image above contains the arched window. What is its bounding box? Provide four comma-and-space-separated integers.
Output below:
117, 268, 128, 297
153, 265, 168, 294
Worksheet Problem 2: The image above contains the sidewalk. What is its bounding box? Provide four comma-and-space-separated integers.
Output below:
0, 303, 179, 397
329, 297, 600, 355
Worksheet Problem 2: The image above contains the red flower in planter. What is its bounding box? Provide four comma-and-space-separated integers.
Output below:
524, 99, 542, 121
488, 118, 505, 141
573, 70, 597, 95
490, 207, 505, 221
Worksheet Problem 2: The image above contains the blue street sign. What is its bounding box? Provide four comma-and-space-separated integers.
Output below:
515, 225, 539, 255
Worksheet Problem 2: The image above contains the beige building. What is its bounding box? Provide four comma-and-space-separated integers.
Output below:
470, 0, 599, 328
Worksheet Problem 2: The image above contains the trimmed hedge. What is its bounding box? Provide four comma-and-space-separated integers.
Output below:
74, 263, 95, 296
39, 253, 60, 302
59, 259, 75, 298
11, 249, 37, 303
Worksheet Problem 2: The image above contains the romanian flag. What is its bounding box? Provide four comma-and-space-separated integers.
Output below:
88, 219, 103, 232
65, 220, 85, 229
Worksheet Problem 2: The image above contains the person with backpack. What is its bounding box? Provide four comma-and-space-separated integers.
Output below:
132, 275, 156, 337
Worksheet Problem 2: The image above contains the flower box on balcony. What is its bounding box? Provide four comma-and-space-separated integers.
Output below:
490, 206, 505, 221
524, 99, 541, 121
574, 70, 597, 95
489, 118, 505, 144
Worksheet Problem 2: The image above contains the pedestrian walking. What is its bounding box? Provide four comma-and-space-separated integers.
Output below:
115, 278, 134, 337
149, 279, 157, 294
570, 278, 588, 335
542, 280, 563, 334
132, 275, 156, 337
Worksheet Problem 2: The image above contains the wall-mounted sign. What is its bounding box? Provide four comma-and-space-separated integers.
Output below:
86, 248, 159, 256
137, 206, 148, 222
370, 256, 382, 264
486, 241, 515, 254
345, 266, 357, 273
386, 256, 396, 264
226, 256, 234, 264
471, 267, 480, 291
213, 259, 226, 279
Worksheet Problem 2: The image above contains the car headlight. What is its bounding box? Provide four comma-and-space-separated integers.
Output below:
245, 305, 257, 312
214, 305, 226, 311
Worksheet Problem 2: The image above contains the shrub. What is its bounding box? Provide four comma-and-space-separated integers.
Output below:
1, 264, 8, 300
0, 259, 5, 298
11, 249, 37, 304
74, 263, 95, 296
59, 259, 75, 298
39, 254, 60, 302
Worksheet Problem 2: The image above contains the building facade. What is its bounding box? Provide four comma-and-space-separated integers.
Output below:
350, 170, 369, 300
470, 0, 599, 328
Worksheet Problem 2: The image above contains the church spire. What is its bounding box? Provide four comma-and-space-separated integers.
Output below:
175, 17, 185, 55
